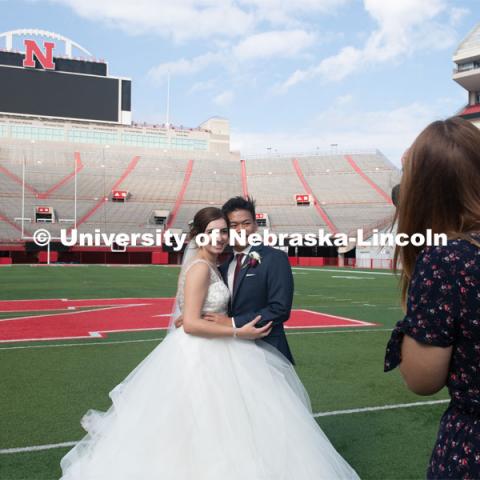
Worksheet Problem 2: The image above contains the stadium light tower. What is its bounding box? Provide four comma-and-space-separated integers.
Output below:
20, 139, 35, 238
166, 71, 171, 129
102, 145, 110, 229
21, 151, 26, 238
74, 153, 78, 229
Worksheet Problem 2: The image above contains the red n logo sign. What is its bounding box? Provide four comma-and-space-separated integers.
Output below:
22, 40, 56, 70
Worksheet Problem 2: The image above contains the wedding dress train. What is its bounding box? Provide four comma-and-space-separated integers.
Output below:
60, 259, 360, 479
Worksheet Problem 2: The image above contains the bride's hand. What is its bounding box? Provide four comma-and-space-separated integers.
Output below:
174, 315, 183, 329
236, 316, 273, 340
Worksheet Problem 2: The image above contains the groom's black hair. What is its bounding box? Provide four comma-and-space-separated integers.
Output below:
221, 195, 256, 220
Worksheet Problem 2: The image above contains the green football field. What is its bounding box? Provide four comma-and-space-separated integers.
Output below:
0, 265, 448, 480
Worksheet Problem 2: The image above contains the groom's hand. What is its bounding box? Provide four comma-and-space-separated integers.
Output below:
203, 313, 232, 326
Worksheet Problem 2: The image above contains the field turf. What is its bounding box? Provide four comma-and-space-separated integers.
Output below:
0, 265, 448, 479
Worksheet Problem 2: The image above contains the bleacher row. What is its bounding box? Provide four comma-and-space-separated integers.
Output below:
0, 140, 401, 241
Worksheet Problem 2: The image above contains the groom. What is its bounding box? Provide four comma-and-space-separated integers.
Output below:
203, 196, 295, 364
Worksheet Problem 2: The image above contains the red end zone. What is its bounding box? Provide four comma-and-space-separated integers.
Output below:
0, 299, 376, 343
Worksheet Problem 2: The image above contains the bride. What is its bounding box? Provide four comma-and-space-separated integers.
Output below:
59, 207, 360, 479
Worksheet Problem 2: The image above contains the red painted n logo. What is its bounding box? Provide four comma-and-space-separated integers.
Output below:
23, 40, 56, 70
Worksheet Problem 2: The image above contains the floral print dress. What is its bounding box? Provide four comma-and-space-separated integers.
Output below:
384, 234, 480, 479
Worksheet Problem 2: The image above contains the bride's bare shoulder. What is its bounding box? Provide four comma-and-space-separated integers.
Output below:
184, 260, 210, 285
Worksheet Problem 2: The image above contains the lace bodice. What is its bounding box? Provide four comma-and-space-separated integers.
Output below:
176, 258, 230, 315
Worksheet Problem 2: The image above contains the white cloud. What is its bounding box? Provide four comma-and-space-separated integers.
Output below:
213, 90, 234, 107
49, 0, 254, 42
148, 52, 224, 83
48, 0, 346, 42
187, 79, 218, 95
335, 94, 353, 105
240, 0, 349, 26
233, 30, 316, 61
278, 0, 459, 91
315, 45, 363, 80
449, 7, 469, 27
232, 100, 454, 167
148, 27, 318, 87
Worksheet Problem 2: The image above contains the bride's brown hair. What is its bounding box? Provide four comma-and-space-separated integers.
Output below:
189, 207, 229, 238
393, 116, 480, 307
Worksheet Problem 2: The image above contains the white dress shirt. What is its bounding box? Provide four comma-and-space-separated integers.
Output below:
228, 245, 252, 328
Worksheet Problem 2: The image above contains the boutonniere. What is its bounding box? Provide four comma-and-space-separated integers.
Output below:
242, 251, 262, 269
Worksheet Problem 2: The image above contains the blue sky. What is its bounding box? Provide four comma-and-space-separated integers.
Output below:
0, 0, 478, 165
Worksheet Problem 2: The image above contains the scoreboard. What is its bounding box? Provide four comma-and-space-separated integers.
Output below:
0, 31, 131, 125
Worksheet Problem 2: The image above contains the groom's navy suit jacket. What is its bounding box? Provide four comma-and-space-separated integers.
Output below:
218, 244, 295, 364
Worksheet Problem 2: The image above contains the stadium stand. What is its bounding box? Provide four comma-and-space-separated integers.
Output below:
0, 140, 400, 244
0, 30, 402, 264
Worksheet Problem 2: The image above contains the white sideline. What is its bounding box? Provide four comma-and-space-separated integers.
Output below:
293, 267, 395, 276
287, 328, 391, 335
0, 337, 165, 351
0, 328, 393, 351
0, 399, 450, 455
0, 441, 77, 454
313, 399, 450, 417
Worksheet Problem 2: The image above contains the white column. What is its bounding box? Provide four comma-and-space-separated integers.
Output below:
6, 33, 12, 51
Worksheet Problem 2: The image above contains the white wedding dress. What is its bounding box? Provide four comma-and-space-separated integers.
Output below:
60, 259, 360, 479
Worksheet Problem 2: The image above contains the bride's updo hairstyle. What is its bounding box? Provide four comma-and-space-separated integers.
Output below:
189, 207, 229, 240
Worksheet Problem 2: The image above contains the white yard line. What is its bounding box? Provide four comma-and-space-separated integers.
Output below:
0, 441, 78, 454
293, 267, 395, 276
0, 328, 393, 351
0, 399, 449, 455
0, 337, 165, 351
331, 276, 374, 280
0, 304, 148, 323
313, 399, 450, 417
294, 309, 376, 326
287, 328, 391, 335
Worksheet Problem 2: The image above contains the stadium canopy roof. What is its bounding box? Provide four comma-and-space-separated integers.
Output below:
0, 29, 93, 59
453, 23, 480, 63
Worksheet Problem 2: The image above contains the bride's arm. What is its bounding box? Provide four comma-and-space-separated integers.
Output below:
183, 262, 237, 338
183, 263, 272, 339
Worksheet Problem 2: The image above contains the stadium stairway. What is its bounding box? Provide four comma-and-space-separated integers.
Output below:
292, 158, 337, 234
166, 159, 193, 230
344, 154, 393, 204
74, 155, 141, 229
